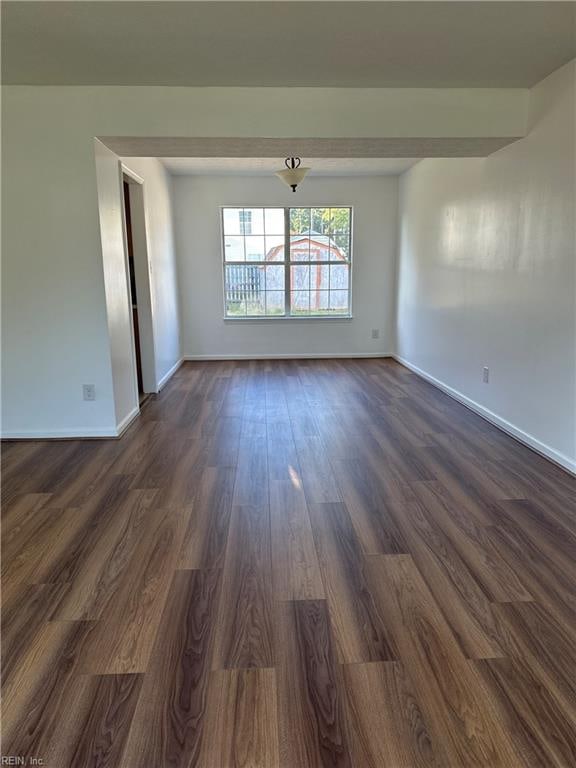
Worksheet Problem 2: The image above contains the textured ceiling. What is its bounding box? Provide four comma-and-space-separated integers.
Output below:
3, 2, 575, 87
102, 136, 520, 159
160, 157, 420, 176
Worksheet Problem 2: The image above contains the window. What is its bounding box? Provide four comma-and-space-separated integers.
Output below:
222, 207, 352, 318
239, 209, 252, 234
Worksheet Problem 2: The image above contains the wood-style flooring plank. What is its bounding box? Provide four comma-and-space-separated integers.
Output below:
121, 569, 221, 767
2, 620, 98, 761
487, 519, 576, 634
492, 498, 576, 567
79, 505, 186, 674
205, 416, 242, 467
31, 473, 134, 585
233, 435, 268, 507
367, 413, 437, 484
129, 429, 190, 491
492, 601, 576, 718
199, 668, 279, 768
411, 480, 533, 602
1, 440, 44, 480
416, 445, 497, 525
51, 489, 159, 620
343, 661, 444, 768
365, 555, 523, 767
276, 600, 352, 768
475, 657, 576, 768
266, 417, 299, 479
106, 420, 161, 476
1, 505, 84, 605
393, 498, 505, 659
332, 459, 408, 554
151, 437, 207, 508
178, 465, 235, 570
69, 674, 143, 768
312, 408, 365, 461
2, 581, 70, 686
212, 504, 274, 670
46, 440, 121, 510
269, 474, 325, 602
308, 501, 396, 663
1, 491, 52, 535
295, 435, 343, 503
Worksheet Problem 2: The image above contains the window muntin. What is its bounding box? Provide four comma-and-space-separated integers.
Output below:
222, 207, 352, 318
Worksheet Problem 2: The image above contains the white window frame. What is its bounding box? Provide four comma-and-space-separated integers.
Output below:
221, 206, 354, 320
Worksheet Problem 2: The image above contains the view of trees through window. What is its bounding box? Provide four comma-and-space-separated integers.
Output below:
222, 207, 352, 317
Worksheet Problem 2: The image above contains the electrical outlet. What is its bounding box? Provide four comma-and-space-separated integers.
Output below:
482, 367, 489, 384
371, 328, 380, 339
83, 384, 96, 401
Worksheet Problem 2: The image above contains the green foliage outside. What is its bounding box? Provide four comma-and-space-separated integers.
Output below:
290, 207, 350, 235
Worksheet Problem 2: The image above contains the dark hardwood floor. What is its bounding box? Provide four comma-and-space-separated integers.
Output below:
2, 358, 576, 767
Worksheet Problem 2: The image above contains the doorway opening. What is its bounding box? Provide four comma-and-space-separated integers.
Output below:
123, 180, 145, 401
121, 167, 157, 404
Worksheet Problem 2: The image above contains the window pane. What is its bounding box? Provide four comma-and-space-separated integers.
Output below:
225, 264, 264, 315
265, 264, 284, 291
245, 235, 265, 261
246, 294, 266, 315
310, 290, 330, 313
242, 208, 264, 234
290, 234, 310, 261
291, 264, 310, 291
332, 234, 350, 261
266, 291, 285, 315
290, 208, 310, 235
226, 295, 247, 316
312, 263, 329, 290
224, 235, 244, 262
329, 263, 349, 290
310, 234, 330, 261
223, 208, 242, 235
265, 235, 284, 261
329, 290, 349, 312
311, 208, 330, 234
265, 208, 284, 234
291, 291, 310, 314
329, 208, 350, 233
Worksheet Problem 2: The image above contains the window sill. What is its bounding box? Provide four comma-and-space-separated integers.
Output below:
223, 315, 354, 323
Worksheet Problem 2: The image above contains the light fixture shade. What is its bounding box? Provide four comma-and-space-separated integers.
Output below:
275, 158, 311, 192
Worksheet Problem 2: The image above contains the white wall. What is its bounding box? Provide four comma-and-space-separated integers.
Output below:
1, 133, 118, 438
1, 84, 526, 437
396, 60, 576, 471
121, 157, 181, 387
173, 175, 398, 358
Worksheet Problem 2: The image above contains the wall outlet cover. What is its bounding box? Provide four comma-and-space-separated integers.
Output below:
83, 384, 96, 401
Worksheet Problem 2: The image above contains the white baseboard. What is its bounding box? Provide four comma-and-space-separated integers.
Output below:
157, 358, 184, 389
116, 406, 140, 437
394, 355, 576, 476
2, 406, 141, 441
182, 352, 391, 361
1, 426, 119, 439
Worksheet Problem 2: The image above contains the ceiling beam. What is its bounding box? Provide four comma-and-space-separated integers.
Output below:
101, 135, 521, 158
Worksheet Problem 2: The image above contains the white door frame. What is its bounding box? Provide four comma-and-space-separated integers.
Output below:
120, 163, 158, 394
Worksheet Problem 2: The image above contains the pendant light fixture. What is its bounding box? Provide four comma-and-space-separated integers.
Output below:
275, 157, 310, 193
